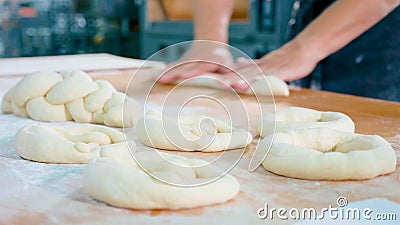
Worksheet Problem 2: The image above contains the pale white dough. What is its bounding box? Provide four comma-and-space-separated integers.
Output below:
13, 123, 135, 163
171, 73, 290, 97
136, 110, 253, 152
256, 107, 355, 137
256, 128, 397, 180
83, 151, 240, 210
2, 70, 141, 127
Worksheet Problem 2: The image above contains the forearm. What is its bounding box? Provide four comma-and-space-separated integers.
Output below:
292, 0, 400, 62
193, 0, 234, 43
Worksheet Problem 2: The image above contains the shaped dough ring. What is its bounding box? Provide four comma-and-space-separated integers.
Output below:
256, 107, 355, 137
136, 110, 253, 152
256, 128, 397, 180
171, 73, 289, 97
2, 70, 141, 127
83, 151, 240, 210
14, 123, 135, 163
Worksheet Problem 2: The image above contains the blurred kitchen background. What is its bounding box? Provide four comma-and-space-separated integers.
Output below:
0, 0, 295, 61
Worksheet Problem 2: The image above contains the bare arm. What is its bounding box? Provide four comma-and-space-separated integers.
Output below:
228, 0, 400, 90
159, 0, 235, 83
296, 0, 400, 62
193, 0, 235, 42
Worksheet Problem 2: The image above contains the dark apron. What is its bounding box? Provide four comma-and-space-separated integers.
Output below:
288, 0, 400, 102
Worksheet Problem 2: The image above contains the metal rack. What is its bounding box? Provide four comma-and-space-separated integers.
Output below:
0, 0, 140, 58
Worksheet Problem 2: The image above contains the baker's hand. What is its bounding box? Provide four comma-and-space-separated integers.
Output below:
158, 43, 234, 84
222, 41, 320, 90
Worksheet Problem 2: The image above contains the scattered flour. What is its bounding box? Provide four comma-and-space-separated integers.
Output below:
0, 113, 85, 196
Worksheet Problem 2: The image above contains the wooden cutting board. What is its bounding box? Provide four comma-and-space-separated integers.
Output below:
0, 67, 399, 225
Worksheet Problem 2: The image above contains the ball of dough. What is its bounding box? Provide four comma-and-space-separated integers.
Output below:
2, 70, 141, 127
256, 107, 355, 137
169, 72, 290, 97
136, 110, 253, 152
13, 123, 135, 163
82, 151, 240, 210
256, 128, 397, 180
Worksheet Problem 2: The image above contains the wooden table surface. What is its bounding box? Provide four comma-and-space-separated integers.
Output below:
0, 68, 399, 224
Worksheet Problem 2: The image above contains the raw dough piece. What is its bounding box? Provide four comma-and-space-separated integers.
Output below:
14, 123, 135, 163
256, 128, 397, 180
83, 151, 240, 210
171, 73, 290, 97
2, 70, 141, 127
136, 110, 253, 152
256, 107, 355, 137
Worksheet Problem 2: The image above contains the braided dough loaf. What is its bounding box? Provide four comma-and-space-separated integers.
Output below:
256, 107, 355, 137
14, 123, 134, 163
256, 128, 397, 180
83, 151, 240, 210
170, 73, 290, 97
2, 71, 141, 127
136, 110, 253, 152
